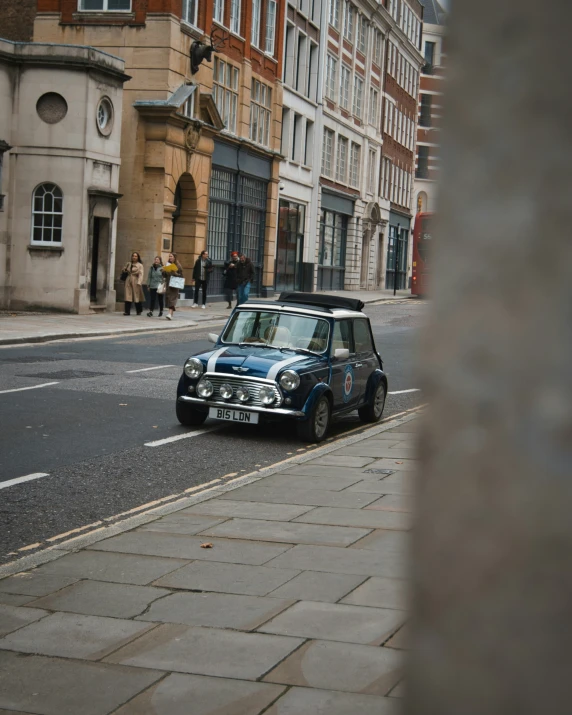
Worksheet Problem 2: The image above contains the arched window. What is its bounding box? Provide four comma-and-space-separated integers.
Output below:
32, 183, 63, 245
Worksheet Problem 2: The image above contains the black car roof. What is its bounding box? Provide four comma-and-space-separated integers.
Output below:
277, 292, 365, 312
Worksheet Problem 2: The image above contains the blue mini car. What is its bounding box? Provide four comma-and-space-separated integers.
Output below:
176, 292, 387, 442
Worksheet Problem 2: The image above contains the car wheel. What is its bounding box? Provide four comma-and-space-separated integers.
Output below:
358, 381, 386, 423
297, 395, 331, 442
176, 399, 207, 427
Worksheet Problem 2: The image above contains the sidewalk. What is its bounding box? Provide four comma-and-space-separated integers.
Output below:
0, 289, 415, 346
0, 411, 416, 714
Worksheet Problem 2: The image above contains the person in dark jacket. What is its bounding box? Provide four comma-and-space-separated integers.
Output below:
223, 251, 239, 308
146, 256, 164, 317
192, 250, 213, 309
236, 253, 255, 305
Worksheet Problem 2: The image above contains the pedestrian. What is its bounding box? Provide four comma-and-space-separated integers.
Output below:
236, 253, 255, 305
192, 249, 213, 310
223, 250, 239, 309
122, 252, 144, 316
146, 256, 164, 317
162, 252, 184, 321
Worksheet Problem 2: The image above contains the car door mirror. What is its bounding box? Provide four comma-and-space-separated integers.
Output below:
208, 333, 219, 344
334, 348, 350, 360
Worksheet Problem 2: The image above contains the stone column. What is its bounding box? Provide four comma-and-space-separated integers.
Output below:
408, 1, 572, 714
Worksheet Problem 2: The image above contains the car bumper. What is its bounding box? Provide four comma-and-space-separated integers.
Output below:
177, 395, 305, 418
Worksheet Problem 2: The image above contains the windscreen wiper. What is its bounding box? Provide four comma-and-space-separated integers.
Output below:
278, 346, 320, 357
238, 341, 273, 349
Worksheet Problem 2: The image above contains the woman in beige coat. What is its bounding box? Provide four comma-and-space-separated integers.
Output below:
123, 252, 145, 316
161, 252, 184, 321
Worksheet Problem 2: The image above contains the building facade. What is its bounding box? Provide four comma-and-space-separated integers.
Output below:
415, 0, 446, 214
33, 0, 286, 301
0, 39, 127, 312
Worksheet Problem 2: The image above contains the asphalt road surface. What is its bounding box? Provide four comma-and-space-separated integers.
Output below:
0, 300, 426, 563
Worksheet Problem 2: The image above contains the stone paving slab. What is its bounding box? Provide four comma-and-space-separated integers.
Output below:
258, 601, 405, 645
341, 576, 409, 610
264, 686, 400, 714
0, 594, 36, 607
259, 474, 364, 491
29, 580, 171, 619
33, 550, 190, 586
265, 544, 408, 579
267, 571, 367, 603
113, 673, 286, 715
153, 561, 300, 596
294, 506, 411, 531
0, 604, 48, 637
0, 651, 162, 715
0, 571, 80, 597
218, 485, 380, 509
0, 612, 155, 660
385, 623, 410, 650
105, 623, 304, 680
263, 638, 403, 695
348, 478, 414, 495
135, 514, 229, 535
89, 532, 293, 564
200, 518, 371, 547
334, 440, 409, 456
136, 591, 294, 631
348, 529, 411, 554
365, 494, 413, 512
302, 454, 377, 467
180, 499, 315, 522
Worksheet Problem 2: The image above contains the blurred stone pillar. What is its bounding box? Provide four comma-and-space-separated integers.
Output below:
408, 0, 572, 713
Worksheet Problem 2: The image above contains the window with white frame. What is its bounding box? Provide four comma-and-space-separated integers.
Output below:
369, 87, 378, 126
32, 183, 63, 245
182, 0, 198, 26
213, 0, 224, 24
182, 89, 196, 119
340, 65, 351, 110
357, 14, 367, 53
304, 120, 314, 166
230, 0, 241, 33
374, 30, 383, 65
265, 0, 277, 54
291, 113, 302, 161
382, 157, 391, 198
343, 1, 354, 42
322, 128, 334, 176
336, 135, 348, 183
213, 57, 239, 134
251, 0, 261, 46
325, 54, 337, 101
328, 0, 340, 28
79, 0, 131, 10
250, 79, 272, 146
352, 75, 363, 117
368, 148, 377, 194
349, 142, 360, 187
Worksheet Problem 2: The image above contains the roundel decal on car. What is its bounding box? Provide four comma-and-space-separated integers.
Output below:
343, 364, 354, 403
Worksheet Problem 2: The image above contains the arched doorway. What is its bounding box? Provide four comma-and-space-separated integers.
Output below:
171, 172, 198, 276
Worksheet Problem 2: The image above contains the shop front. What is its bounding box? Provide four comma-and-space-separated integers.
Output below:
385, 210, 411, 290
317, 189, 355, 291
275, 199, 305, 292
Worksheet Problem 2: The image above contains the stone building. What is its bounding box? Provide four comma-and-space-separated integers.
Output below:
33, 0, 287, 301
0, 38, 127, 312
414, 0, 446, 214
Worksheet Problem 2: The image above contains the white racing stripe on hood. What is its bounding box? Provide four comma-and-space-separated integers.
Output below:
207, 347, 228, 373
266, 355, 308, 381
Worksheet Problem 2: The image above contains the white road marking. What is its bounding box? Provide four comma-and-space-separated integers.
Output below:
388, 388, 421, 395
0, 382, 59, 395
145, 424, 223, 447
126, 365, 176, 373
0, 473, 50, 490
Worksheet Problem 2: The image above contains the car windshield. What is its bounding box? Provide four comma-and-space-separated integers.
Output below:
222, 311, 330, 354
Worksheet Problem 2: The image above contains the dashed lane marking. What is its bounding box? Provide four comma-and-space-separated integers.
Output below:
0, 382, 59, 395
388, 388, 421, 395
0, 473, 50, 490
144, 424, 223, 447
126, 365, 176, 373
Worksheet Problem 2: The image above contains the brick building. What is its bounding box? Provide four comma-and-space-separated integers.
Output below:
415, 0, 446, 214
0, 0, 37, 42
31, 0, 286, 302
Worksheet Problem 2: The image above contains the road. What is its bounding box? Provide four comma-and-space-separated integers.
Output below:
0, 300, 426, 563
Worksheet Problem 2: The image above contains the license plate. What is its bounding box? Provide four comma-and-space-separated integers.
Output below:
208, 407, 259, 424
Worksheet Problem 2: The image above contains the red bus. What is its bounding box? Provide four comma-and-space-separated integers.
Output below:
411, 212, 433, 296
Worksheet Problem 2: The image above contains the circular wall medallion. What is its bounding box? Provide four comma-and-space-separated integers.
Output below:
36, 93, 68, 125
96, 97, 114, 137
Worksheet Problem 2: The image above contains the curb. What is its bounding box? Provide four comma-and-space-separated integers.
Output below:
0, 407, 422, 579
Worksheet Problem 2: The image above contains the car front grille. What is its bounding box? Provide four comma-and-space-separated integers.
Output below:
201, 374, 283, 407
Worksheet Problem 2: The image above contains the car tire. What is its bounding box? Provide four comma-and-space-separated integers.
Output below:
176, 399, 208, 427
297, 395, 331, 442
358, 381, 386, 423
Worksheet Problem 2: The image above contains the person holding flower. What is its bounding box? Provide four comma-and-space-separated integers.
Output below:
161, 252, 184, 321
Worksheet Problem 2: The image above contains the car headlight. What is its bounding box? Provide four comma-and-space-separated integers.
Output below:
184, 358, 203, 379
279, 370, 300, 391
197, 379, 214, 398
219, 383, 233, 399
259, 385, 276, 405
236, 386, 250, 402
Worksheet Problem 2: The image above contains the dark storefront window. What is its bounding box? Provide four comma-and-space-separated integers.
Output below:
318, 210, 347, 291
276, 200, 305, 292
419, 93, 432, 127
416, 145, 429, 179
206, 168, 267, 297
385, 224, 409, 290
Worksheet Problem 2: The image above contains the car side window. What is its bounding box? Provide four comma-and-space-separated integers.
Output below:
353, 319, 374, 354
331, 319, 353, 356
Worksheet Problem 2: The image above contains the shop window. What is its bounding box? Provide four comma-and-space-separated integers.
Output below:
31, 183, 63, 245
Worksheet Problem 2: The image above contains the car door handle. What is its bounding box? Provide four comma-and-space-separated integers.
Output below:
354, 362, 363, 368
